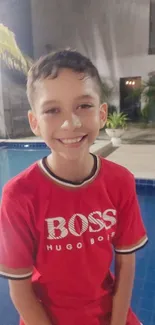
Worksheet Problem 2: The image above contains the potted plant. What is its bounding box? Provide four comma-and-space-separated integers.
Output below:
105, 112, 128, 146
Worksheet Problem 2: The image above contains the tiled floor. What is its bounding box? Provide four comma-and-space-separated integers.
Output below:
107, 144, 155, 180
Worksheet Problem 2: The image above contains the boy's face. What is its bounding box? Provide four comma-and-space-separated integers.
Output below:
28, 69, 107, 160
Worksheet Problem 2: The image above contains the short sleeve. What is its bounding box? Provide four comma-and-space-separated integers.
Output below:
113, 174, 148, 254
0, 185, 35, 279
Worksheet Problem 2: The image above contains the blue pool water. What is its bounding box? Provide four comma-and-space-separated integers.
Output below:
0, 148, 155, 325
0, 148, 50, 194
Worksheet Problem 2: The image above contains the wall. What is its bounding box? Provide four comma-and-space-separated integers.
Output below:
0, 65, 6, 137
0, 0, 33, 56
0, 68, 32, 138
30, 0, 155, 107
149, 0, 155, 54
30, 0, 151, 67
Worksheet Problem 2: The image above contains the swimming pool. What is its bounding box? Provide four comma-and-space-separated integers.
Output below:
0, 147, 50, 193
0, 146, 155, 325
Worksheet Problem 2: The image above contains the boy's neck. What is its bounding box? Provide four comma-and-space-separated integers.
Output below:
46, 152, 95, 183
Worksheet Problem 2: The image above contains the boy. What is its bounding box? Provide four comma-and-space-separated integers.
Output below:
0, 50, 147, 325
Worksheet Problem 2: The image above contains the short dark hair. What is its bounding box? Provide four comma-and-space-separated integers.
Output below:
27, 49, 102, 108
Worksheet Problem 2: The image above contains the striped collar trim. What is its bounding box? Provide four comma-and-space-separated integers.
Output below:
38, 155, 101, 188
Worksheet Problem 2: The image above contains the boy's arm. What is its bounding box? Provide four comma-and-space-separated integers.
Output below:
0, 186, 52, 325
111, 173, 148, 325
110, 253, 135, 325
9, 278, 52, 325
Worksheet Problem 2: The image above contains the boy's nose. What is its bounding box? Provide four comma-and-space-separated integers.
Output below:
60, 113, 82, 130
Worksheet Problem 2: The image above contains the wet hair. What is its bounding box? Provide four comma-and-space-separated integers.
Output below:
27, 49, 102, 108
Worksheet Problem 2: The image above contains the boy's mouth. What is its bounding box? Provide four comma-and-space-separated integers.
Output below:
58, 135, 87, 144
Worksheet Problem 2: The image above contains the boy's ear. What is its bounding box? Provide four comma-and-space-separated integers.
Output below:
28, 110, 41, 136
99, 103, 108, 129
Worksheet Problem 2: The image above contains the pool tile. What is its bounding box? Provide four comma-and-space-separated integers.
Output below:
139, 297, 155, 311
0, 142, 50, 150
151, 312, 155, 325
138, 309, 153, 324
147, 180, 153, 185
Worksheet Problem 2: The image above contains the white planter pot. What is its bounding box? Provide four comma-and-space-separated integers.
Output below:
105, 128, 125, 147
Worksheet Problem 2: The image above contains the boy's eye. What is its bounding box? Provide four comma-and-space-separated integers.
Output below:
78, 104, 93, 109
45, 108, 59, 114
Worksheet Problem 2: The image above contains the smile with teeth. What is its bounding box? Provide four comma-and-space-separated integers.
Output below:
58, 135, 87, 144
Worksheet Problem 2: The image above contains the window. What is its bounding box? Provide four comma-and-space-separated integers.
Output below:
149, 0, 155, 54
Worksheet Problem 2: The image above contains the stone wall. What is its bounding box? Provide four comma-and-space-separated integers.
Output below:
0, 67, 32, 138
30, 0, 155, 107
0, 65, 6, 138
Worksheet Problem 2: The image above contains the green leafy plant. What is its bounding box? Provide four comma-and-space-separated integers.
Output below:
127, 77, 155, 122
141, 103, 150, 123
0, 23, 33, 75
106, 112, 128, 129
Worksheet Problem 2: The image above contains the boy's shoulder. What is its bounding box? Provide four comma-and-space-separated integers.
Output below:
101, 156, 133, 176
2, 161, 41, 198
100, 157, 135, 189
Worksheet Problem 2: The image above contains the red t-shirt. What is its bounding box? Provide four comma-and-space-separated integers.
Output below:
0, 155, 148, 325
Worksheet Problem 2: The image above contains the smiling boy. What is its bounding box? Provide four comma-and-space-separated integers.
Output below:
0, 50, 147, 325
